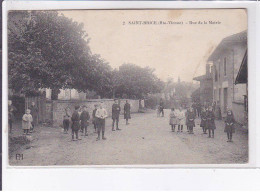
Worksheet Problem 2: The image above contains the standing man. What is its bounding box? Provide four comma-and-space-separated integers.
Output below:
124, 100, 131, 125
8, 100, 16, 134
159, 98, 164, 117
112, 99, 121, 131
80, 105, 90, 136
29, 102, 38, 132
196, 102, 201, 118
92, 104, 98, 133
95, 102, 108, 141
71, 105, 81, 141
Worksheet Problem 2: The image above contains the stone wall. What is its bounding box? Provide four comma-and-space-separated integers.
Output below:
232, 101, 246, 125
46, 99, 140, 127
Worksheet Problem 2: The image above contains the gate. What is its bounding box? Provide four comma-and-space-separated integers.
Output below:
25, 94, 46, 124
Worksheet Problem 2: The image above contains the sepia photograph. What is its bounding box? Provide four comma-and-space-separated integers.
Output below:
7, 9, 248, 166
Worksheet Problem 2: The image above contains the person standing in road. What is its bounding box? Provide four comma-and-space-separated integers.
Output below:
63, 107, 71, 134
95, 102, 108, 140
80, 105, 90, 137
22, 109, 33, 135
124, 100, 131, 125
206, 106, 216, 138
187, 107, 196, 134
169, 108, 178, 132
112, 99, 121, 131
177, 106, 186, 132
92, 104, 98, 133
71, 105, 81, 141
200, 107, 207, 134
196, 102, 201, 118
159, 99, 165, 117
29, 102, 38, 133
225, 109, 235, 142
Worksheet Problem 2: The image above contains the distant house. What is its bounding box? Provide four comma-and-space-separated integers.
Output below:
193, 63, 213, 105
207, 30, 247, 124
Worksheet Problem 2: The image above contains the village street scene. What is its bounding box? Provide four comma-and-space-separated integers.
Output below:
8, 10, 248, 165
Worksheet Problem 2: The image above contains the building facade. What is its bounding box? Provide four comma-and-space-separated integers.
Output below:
208, 31, 247, 123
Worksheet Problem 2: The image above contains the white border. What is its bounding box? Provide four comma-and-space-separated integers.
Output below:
2, 1, 259, 190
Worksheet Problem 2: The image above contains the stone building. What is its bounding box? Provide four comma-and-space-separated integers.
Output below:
207, 30, 247, 123
44, 88, 86, 100
193, 63, 213, 105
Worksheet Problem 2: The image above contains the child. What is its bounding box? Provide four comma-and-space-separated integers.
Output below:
80, 105, 90, 136
63, 107, 71, 134
169, 108, 177, 132
225, 110, 235, 142
206, 106, 216, 138
187, 107, 196, 134
22, 109, 33, 135
200, 107, 207, 134
177, 106, 186, 132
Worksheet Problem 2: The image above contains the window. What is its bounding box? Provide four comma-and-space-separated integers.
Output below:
224, 57, 227, 76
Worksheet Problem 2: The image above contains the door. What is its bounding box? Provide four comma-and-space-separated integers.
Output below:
223, 88, 228, 113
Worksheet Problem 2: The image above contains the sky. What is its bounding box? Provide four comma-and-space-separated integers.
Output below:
61, 9, 247, 82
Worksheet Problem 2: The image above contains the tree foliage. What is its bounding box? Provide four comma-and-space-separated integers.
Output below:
8, 11, 164, 99
113, 64, 164, 99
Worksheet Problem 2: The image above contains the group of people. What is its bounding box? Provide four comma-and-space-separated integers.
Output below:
63, 99, 131, 141
168, 103, 236, 142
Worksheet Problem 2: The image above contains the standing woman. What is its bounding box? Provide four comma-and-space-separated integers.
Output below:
206, 106, 216, 138
225, 110, 235, 142
177, 106, 186, 132
124, 100, 131, 125
187, 107, 196, 134
200, 107, 207, 134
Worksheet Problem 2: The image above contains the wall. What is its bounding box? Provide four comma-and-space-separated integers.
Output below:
46, 99, 140, 127
232, 101, 247, 125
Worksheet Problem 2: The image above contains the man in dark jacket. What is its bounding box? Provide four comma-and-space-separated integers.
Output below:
92, 104, 98, 133
80, 105, 90, 136
112, 99, 121, 131
71, 105, 81, 141
29, 102, 38, 132
124, 100, 131, 125
8, 100, 17, 134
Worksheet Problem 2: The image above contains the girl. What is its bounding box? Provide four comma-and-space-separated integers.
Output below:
187, 107, 196, 134
169, 108, 178, 132
178, 106, 186, 132
206, 106, 216, 138
22, 109, 33, 135
200, 107, 207, 134
225, 110, 235, 142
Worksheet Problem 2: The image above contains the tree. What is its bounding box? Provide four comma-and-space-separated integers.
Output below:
114, 64, 164, 99
8, 11, 105, 98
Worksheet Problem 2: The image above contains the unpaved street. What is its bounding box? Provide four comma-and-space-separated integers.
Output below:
9, 110, 248, 166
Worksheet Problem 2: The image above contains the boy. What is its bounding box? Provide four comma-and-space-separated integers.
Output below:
63, 107, 71, 134
80, 105, 90, 136
22, 109, 33, 135
71, 106, 81, 141
95, 102, 108, 141
112, 99, 121, 131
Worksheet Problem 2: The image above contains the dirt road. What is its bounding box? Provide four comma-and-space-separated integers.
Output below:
9, 110, 248, 166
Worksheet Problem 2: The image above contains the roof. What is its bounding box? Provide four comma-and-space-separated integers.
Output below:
235, 50, 247, 84
208, 31, 247, 61
193, 75, 206, 81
